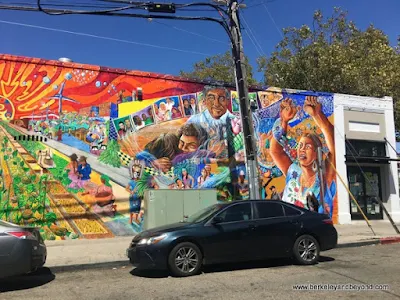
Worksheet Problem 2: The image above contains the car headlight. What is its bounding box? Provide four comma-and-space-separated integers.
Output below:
138, 233, 167, 245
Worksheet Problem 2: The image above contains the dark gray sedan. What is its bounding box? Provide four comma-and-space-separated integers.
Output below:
0, 220, 47, 279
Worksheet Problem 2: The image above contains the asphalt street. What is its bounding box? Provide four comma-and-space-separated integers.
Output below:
1, 244, 400, 300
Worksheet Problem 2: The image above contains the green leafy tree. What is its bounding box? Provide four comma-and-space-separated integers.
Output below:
99, 139, 122, 168
180, 50, 259, 86
258, 7, 400, 132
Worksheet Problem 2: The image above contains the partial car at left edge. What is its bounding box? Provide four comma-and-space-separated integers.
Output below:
0, 220, 47, 279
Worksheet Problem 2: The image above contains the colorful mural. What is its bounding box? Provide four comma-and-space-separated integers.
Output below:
0, 54, 338, 241
254, 89, 337, 223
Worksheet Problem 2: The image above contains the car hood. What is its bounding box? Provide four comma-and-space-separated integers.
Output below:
134, 222, 192, 240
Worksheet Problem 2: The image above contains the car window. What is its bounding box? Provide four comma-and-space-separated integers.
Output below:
184, 204, 224, 223
255, 202, 284, 219
283, 205, 302, 216
217, 203, 252, 223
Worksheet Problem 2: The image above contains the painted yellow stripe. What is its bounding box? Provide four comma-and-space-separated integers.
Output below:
118, 97, 159, 117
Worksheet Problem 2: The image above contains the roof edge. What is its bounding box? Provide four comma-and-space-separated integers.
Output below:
0, 53, 267, 90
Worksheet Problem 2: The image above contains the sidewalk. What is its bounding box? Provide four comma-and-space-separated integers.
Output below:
44, 221, 400, 272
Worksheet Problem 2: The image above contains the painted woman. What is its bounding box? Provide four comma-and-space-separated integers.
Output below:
269, 96, 336, 216
65, 153, 83, 189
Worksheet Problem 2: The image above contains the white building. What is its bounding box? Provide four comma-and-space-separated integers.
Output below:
334, 94, 400, 224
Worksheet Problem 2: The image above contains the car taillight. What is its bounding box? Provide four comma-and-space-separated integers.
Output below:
6, 231, 34, 239
323, 219, 333, 225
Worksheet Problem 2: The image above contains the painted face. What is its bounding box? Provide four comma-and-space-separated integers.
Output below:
297, 136, 317, 167
178, 134, 199, 153
176, 179, 183, 187
205, 89, 228, 119
182, 169, 187, 176
119, 122, 125, 129
132, 164, 142, 180
183, 100, 189, 107
201, 169, 207, 176
124, 119, 131, 128
190, 98, 195, 105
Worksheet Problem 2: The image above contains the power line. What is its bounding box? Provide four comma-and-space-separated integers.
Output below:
0, 19, 212, 56
262, 3, 283, 38
247, 0, 278, 9
241, 13, 265, 56
151, 19, 228, 44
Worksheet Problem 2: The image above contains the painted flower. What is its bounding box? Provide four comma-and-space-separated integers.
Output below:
290, 149, 297, 158
294, 187, 299, 193
296, 128, 303, 136
295, 200, 304, 208
292, 171, 298, 180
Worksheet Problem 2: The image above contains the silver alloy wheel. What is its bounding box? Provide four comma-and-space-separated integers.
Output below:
297, 238, 317, 262
175, 247, 198, 274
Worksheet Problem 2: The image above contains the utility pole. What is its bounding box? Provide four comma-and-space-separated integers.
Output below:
227, 0, 261, 199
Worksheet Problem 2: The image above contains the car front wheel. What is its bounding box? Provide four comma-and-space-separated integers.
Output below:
293, 234, 320, 265
168, 242, 202, 277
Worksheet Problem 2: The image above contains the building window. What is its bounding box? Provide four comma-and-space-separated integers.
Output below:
346, 140, 387, 158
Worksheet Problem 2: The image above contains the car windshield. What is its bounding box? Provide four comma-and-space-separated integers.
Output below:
183, 204, 223, 223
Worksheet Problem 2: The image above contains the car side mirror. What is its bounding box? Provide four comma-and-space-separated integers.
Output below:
212, 216, 223, 225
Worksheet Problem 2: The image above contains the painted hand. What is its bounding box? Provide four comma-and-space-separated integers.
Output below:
280, 98, 299, 123
324, 203, 331, 215
152, 157, 171, 173
231, 117, 242, 135
303, 96, 322, 117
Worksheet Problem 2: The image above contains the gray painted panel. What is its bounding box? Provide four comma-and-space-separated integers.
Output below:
344, 110, 386, 141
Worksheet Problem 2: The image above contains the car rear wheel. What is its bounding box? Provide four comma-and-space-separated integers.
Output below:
293, 234, 320, 265
168, 242, 202, 277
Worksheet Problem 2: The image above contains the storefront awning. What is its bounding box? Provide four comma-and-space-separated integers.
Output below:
345, 155, 400, 164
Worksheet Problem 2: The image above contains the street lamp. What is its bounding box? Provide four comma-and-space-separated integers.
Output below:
0, 0, 261, 199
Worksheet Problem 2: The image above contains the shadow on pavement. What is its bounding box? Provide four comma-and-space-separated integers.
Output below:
130, 256, 335, 278
0, 268, 55, 293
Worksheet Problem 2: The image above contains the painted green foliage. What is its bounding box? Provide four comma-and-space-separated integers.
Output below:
0, 122, 79, 239
0, 133, 49, 227
99, 139, 121, 168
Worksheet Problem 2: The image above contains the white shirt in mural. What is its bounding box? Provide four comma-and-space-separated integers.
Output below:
187, 109, 235, 128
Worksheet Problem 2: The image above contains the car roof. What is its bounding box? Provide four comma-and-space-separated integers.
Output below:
226, 199, 309, 212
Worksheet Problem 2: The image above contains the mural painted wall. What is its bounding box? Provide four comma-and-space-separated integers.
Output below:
253, 88, 338, 224
0, 54, 338, 241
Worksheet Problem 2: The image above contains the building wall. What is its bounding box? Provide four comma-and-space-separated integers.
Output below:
0, 54, 351, 241
334, 94, 400, 224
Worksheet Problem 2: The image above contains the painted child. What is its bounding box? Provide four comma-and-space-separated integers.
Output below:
126, 160, 143, 225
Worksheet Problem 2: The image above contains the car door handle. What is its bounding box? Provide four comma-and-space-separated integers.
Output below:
248, 224, 257, 230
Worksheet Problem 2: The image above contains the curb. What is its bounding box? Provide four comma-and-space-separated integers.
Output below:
48, 260, 131, 274
337, 236, 400, 249
336, 239, 380, 249
46, 237, 400, 273
380, 236, 400, 245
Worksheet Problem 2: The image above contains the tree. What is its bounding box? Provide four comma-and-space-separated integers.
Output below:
258, 7, 400, 132
180, 50, 259, 86
99, 139, 121, 168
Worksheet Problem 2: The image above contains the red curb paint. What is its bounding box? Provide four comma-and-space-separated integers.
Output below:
380, 237, 400, 245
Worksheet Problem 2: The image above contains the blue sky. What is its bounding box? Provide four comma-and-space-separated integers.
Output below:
0, 0, 399, 82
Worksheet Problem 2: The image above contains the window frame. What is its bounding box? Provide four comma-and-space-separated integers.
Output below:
281, 202, 305, 217
253, 201, 285, 220
207, 201, 254, 225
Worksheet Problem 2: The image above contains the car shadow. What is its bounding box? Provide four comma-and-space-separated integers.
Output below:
0, 268, 55, 293
130, 256, 335, 278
